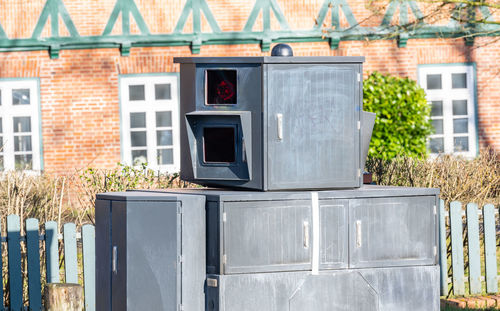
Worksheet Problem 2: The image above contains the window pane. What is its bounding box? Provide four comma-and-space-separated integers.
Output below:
156, 111, 172, 127
14, 136, 32, 152
452, 73, 467, 89
157, 130, 173, 146
432, 120, 443, 135
452, 100, 468, 115
157, 149, 174, 165
129, 85, 145, 101
155, 84, 171, 100
427, 74, 442, 90
453, 118, 468, 134
429, 138, 444, 153
130, 131, 147, 147
203, 127, 236, 163
12, 89, 30, 105
130, 112, 146, 128
206, 70, 237, 105
454, 137, 469, 152
15, 154, 32, 170
13, 117, 31, 133
131, 150, 147, 165
431, 101, 443, 117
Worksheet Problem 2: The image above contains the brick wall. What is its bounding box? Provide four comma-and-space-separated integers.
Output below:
0, 0, 498, 173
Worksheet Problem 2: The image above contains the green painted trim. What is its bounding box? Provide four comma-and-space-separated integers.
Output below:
32, 0, 79, 39
174, 0, 221, 34
417, 62, 480, 157
102, 0, 150, 36
314, 0, 358, 30
244, 0, 289, 32
0, 23, 6, 39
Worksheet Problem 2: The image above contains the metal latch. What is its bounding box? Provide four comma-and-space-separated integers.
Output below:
303, 221, 310, 249
276, 113, 283, 141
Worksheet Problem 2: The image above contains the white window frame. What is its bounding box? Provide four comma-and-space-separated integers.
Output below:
119, 74, 180, 173
0, 79, 42, 171
418, 64, 477, 158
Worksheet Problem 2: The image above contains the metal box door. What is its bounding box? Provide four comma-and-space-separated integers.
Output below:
349, 196, 437, 268
267, 64, 360, 189
222, 200, 312, 273
111, 201, 181, 311
319, 199, 348, 269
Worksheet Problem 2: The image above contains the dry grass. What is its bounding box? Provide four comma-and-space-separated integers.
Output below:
366, 148, 500, 206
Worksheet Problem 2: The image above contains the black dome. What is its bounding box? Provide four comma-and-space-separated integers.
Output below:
271, 44, 293, 57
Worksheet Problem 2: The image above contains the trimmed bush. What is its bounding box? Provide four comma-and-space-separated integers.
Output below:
363, 71, 433, 160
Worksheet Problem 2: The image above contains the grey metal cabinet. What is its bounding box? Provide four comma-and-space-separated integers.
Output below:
206, 265, 439, 311
175, 57, 366, 190
222, 200, 312, 274
206, 196, 350, 274
95, 192, 206, 311
266, 64, 360, 189
349, 196, 438, 268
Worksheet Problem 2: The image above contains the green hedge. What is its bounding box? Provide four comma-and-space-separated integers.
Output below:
363, 71, 433, 160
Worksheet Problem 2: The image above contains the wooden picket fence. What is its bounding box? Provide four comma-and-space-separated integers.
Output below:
440, 200, 500, 297
0, 215, 95, 311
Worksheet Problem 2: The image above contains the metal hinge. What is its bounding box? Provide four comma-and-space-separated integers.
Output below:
434, 246, 437, 256
178, 304, 184, 311
177, 255, 184, 263
177, 204, 183, 214
433, 205, 437, 215
357, 73, 361, 82
207, 278, 218, 288
358, 169, 361, 177
357, 121, 361, 130
222, 212, 227, 222
222, 254, 227, 265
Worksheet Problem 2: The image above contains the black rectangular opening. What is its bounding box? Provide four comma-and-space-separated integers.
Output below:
206, 70, 237, 105
203, 127, 236, 163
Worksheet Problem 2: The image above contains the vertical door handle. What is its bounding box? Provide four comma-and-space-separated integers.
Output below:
112, 246, 118, 274
303, 221, 310, 249
276, 113, 283, 141
356, 220, 362, 248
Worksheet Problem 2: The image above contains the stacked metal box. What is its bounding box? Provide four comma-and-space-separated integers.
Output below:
96, 52, 440, 310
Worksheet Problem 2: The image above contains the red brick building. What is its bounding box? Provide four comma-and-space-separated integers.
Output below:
0, 0, 498, 173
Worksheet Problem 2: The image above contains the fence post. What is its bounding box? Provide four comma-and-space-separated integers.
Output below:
439, 199, 448, 296
483, 204, 498, 293
82, 225, 96, 311
449, 201, 465, 296
63, 223, 78, 284
26, 218, 42, 310
45, 221, 60, 284
466, 203, 481, 295
7, 215, 23, 311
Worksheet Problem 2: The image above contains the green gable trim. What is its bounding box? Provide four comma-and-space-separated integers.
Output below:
174, 0, 221, 34
103, 0, 150, 36
0, 0, 498, 57
32, 0, 79, 39
244, 0, 290, 32
314, 0, 358, 30
0, 23, 7, 39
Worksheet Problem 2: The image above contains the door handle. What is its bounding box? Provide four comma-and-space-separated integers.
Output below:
303, 221, 309, 249
356, 220, 362, 248
112, 246, 118, 274
276, 113, 283, 141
